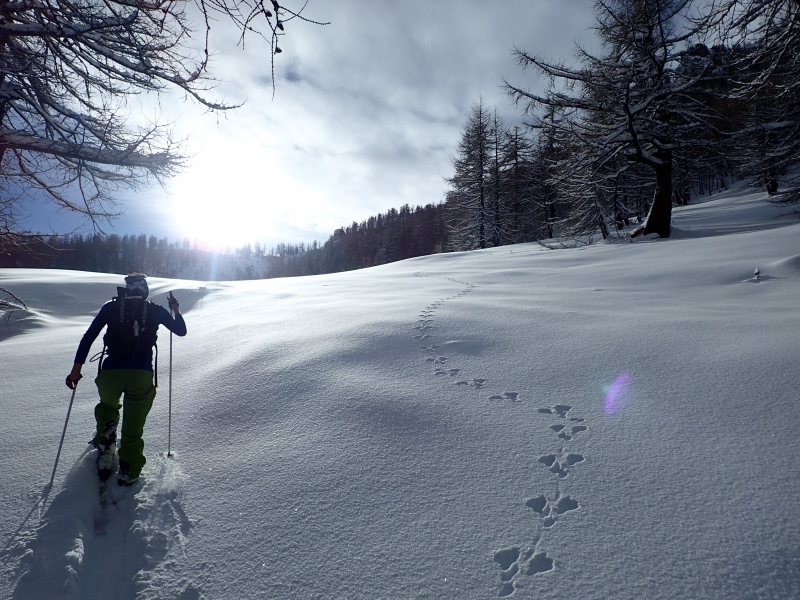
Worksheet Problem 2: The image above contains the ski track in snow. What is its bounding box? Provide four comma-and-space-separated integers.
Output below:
6, 451, 197, 600
411, 270, 590, 597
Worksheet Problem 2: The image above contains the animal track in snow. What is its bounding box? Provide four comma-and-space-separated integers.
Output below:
527, 553, 554, 575
565, 453, 585, 466
525, 495, 547, 514
538, 455, 557, 467
508, 403, 590, 581
413, 274, 476, 389
415, 273, 570, 593
493, 546, 553, 596
537, 404, 573, 417
487, 392, 521, 402
553, 496, 579, 514
455, 378, 489, 389
425, 356, 448, 364
525, 492, 581, 528
558, 425, 588, 440
434, 367, 461, 376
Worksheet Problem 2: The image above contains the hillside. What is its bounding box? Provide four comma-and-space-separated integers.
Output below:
1, 185, 799, 599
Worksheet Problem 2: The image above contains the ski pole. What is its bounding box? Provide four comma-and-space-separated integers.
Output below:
168, 306, 173, 458
49, 383, 78, 488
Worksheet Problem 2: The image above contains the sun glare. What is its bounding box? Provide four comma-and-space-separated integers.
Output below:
171, 137, 323, 251
604, 373, 631, 415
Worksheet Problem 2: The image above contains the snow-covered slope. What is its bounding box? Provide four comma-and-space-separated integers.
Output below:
2, 188, 799, 599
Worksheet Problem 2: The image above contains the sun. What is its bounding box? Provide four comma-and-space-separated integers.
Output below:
170, 136, 322, 251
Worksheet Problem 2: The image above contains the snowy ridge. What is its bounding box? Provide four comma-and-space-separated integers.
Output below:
2, 187, 800, 599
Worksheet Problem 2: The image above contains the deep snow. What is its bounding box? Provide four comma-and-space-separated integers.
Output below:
1, 186, 799, 599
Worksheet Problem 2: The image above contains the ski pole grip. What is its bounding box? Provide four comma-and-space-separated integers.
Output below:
65, 373, 83, 389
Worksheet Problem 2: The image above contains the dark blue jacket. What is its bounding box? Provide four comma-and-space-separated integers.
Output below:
75, 301, 187, 371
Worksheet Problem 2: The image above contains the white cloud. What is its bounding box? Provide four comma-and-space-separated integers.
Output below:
37, 0, 599, 250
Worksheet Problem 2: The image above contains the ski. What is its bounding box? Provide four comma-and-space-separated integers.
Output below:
94, 478, 116, 534
93, 441, 120, 535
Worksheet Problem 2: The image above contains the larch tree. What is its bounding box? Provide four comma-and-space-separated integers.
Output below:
446, 99, 494, 250
500, 126, 538, 243
708, 0, 800, 203
507, 0, 719, 239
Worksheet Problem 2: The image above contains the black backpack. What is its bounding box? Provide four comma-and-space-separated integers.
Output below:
103, 287, 158, 360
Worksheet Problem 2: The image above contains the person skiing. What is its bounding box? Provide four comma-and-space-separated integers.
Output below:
65, 274, 187, 486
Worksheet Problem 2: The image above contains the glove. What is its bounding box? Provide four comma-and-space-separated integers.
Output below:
65, 372, 83, 390
167, 291, 179, 312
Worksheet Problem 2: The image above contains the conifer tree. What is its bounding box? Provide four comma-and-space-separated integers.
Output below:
445, 99, 494, 250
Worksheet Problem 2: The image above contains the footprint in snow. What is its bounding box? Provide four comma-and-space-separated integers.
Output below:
426, 356, 448, 364
493, 547, 554, 596
537, 404, 572, 417
558, 425, 588, 440
525, 492, 581, 525
525, 495, 547, 514
553, 496, 579, 514
565, 453, 585, 466
553, 405, 572, 418
526, 553, 554, 575
454, 378, 488, 389
536, 453, 584, 480
487, 392, 520, 402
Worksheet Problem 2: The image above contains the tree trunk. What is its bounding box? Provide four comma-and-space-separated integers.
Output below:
640, 150, 673, 238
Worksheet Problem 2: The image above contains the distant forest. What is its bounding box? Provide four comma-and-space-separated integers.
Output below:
0, 203, 448, 279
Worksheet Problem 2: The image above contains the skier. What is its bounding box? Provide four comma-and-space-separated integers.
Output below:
65, 274, 187, 485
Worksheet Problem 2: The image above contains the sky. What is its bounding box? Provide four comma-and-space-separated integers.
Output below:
22, 0, 597, 251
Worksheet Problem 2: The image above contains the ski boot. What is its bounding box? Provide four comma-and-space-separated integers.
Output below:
117, 461, 139, 487
92, 420, 119, 481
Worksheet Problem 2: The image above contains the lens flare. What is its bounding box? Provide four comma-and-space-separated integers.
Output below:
604, 373, 631, 415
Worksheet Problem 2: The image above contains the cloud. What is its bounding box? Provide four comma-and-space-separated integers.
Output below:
35, 0, 599, 250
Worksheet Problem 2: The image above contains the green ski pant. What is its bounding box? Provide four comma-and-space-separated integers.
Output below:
94, 369, 156, 478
